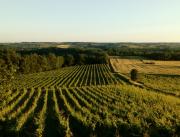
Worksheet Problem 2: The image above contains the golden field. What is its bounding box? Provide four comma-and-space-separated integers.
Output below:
110, 57, 180, 75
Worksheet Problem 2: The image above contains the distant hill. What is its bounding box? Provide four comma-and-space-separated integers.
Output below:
1, 42, 180, 51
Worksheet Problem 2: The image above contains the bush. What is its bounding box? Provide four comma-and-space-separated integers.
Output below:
130, 69, 138, 81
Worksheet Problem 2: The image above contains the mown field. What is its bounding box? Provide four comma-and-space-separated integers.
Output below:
0, 64, 180, 137
110, 57, 180, 75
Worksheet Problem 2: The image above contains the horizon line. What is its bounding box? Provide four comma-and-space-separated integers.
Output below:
1, 41, 180, 44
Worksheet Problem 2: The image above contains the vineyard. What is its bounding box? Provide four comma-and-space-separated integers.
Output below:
11, 64, 122, 89
0, 64, 180, 137
139, 74, 180, 96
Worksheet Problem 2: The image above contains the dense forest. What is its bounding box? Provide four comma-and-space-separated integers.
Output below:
0, 48, 108, 74
105, 47, 180, 60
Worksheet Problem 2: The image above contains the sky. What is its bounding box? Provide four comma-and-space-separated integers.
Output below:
0, 0, 180, 42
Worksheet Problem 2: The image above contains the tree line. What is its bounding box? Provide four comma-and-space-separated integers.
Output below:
0, 48, 108, 74
105, 47, 180, 60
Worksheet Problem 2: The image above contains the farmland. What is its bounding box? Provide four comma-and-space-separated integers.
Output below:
0, 64, 180, 137
110, 56, 180, 97
11, 64, 122, 89
110, 57, 180, 75
139, 74, 180, 96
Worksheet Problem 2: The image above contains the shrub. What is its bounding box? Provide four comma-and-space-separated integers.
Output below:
130, 69, 138, 81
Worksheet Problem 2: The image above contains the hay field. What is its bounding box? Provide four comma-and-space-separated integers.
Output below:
56, 44, 71, 48
110, 57, 180, 75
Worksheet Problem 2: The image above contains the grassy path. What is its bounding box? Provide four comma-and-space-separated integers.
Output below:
43, 90, 61, 137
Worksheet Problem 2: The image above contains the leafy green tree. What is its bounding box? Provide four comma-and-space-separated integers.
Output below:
48, 53, 58, 69
0, 63, 16, 91
0, 50, 17, 91
130, 69, 138, 81
56, 56, 64, 68
77, 54, 86, 65
65, 54, 74, 66
37, 55, 48, 71
19, 57, 30, 73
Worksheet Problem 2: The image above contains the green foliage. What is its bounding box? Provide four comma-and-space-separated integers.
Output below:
0, 84, 179, 136
0, 49, 65, 75
0, 48, 108, 76
0, 63, 16, 91
139, 74, 180, 96
10, 64, 121, 89
65, 54, 74, 66
130, 69, 138, 81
